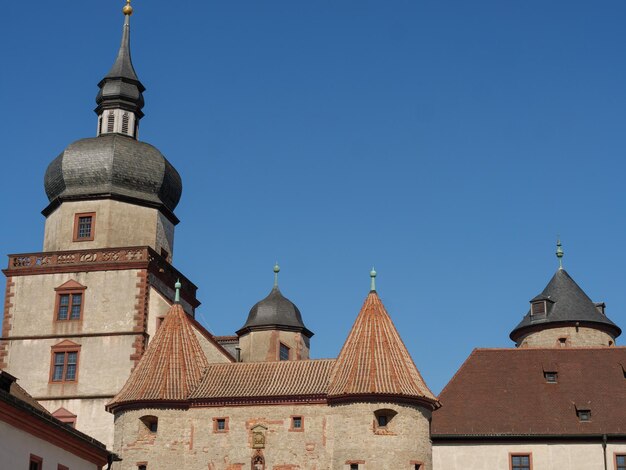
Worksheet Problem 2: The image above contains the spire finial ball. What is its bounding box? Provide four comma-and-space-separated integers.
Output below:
123, 0, 133, 16
370, 267, 377, 278
273, 263, 280, 274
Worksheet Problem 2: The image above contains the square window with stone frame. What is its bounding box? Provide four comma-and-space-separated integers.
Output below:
73, 212, 96, 241
510, 453, 531, 470
213, 417, 229, 433
616, 454, 626, 470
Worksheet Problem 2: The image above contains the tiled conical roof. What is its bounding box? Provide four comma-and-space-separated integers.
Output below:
328, 291, 438, 407
107, 304, 209, 411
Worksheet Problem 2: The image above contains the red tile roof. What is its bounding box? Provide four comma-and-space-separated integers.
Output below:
327, 292, 437, 406
107, 304, 210, 410
432, 347, 626, 437
190, 359, 335, 404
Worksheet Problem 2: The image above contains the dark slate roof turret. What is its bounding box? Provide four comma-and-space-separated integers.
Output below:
95, 9, 145, 118
236, 265, 313, 337
510, 268, 622, 342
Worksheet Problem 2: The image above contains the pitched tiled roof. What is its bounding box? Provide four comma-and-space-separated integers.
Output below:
107, 304, 209, 410
190, 359, 335, 403
327, 292, 437, 406
432, 347, 626, 437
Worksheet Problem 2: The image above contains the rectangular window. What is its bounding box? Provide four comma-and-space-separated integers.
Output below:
58, 465, 69, 470
29, 455, 43, 470
279, 342, 290, 361
52, 351, 78, 381
213, 417, 229, 433
377, 414, 388, 427
616, 454, 626, 470
73, 212, 96, 241
510, 454, 531, 470
57, 292, 83, 320
350, 465, 358, 470
290, 415, 304, 431
50, 347, 80, 383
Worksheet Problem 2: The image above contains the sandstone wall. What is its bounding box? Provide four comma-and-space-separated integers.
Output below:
516, 326, 615, 348
113, 401, 432, 470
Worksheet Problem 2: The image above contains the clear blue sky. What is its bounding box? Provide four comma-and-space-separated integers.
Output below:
1, 1, 626, 394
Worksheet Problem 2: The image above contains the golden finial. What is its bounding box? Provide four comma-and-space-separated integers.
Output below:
122, 0, 133, 16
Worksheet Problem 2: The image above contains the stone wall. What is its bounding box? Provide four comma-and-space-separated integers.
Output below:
43, 199, 174, 256
112, 401, 432, 469
238, 330, 310, 362
516, 326, 615, 348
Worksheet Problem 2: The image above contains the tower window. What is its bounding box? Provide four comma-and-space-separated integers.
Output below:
374, 408, 397, 431
57, 293, 83, 320
73, 212, 96, 241
107, 112, 115, 132
279, 342, 290, 361
51, 351, 78, 382
49, 341, 81, 383
122, 112, 130, 134
55, 280, 87, 321
98, 115, 103, 136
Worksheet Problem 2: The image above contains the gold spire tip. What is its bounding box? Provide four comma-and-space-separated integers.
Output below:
123, 0, 133, 16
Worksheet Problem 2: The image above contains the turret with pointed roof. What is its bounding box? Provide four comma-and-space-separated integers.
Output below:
510, 244, 621, 348
328, 271, 438, 408
107, 301, 210, 411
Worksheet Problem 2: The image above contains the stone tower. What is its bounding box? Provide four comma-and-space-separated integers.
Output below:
510, 243, 621, 348
0, 3, 200, 447
236, 264, 314, 362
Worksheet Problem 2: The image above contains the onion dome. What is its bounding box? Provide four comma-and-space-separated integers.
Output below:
42, 2, 182, 220
43, 134, 182, 218
510, 268, 621, 342
236, 264, 313, 337
328, 272, 438, 408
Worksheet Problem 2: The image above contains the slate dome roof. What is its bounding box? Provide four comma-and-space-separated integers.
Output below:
44, 134, 182, 214
237, 287, 313, 337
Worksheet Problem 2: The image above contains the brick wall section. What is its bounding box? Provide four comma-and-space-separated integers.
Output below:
0, 277, 15, 368
130, 269, 150, 368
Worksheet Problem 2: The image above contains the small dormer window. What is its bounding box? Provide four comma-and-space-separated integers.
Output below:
577, 409, 591, 422
544, 371, 558, 383
531, 300, 546, 316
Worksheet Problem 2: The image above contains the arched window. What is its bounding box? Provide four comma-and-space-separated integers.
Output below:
374, 408, 397, 430
140, 415, 158, 433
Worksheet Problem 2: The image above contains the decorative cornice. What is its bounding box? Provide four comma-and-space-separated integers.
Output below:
327, 393, 440, 411
3, 246, 200, 308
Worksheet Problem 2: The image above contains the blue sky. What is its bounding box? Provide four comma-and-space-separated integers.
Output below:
1, 1, 626, 394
